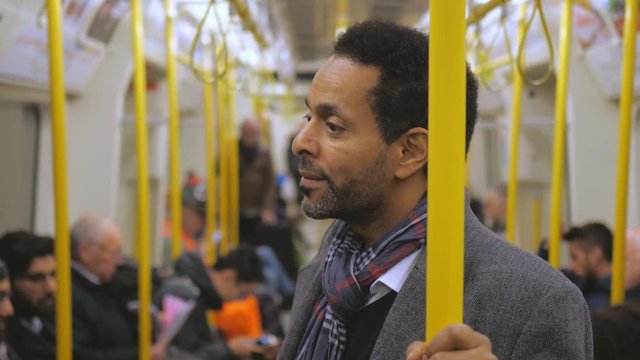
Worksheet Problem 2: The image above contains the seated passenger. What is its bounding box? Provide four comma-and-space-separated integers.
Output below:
592, 300, 640, 360
0, 231, 56, 360
0, 259, 19, 360
70, 214, 166, 360
167, 180, 295, 301
624, 226, 640, 298
564, 222, 639, 311
482, 184, 507, 236
156, 249, 274, 360
210, 247, 267, 340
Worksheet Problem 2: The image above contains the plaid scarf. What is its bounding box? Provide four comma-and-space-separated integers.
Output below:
296, 198, 426, 360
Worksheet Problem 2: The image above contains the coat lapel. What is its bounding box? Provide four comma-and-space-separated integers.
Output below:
277, 223, 337, 360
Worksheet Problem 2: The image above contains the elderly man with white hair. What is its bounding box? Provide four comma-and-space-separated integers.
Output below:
70, 213, 166, 360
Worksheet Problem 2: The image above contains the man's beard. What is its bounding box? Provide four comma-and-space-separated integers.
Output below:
298, 152, 388, 221
12, 290, 55, 317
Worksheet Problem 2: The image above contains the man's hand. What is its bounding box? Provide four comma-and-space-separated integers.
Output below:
260, 338, 282, 360
406, 324, 497, 360
261, 209, 277, 225
228, 336, 263, 358
151, 339, 169, 360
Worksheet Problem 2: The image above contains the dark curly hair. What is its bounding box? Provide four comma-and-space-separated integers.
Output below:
334, 20, 478, 152
213, 246, 264, 283
564, 222, 613, 262
0, 231, 54, 278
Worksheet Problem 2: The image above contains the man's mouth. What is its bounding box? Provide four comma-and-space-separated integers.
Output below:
298, 170, 327, 189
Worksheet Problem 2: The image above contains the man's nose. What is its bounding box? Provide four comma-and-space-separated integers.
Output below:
0, 297, 13, 317
292, 121, 318, 157
46, 275, 57, 293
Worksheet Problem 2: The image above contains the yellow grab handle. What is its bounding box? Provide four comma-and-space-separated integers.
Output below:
516, 0, 556, 86
506, 4, 528, 245
165, 0, 183, 261
46, 0, 73, 358
548, 0, 574, 269
130, 0, 152, 358
426, 0, 466, 342
611, 0, 638, 305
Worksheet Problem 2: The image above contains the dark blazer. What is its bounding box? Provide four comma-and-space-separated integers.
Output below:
278, 204, 593, 360
5, 314, 55, 360
71, 268, 138, 360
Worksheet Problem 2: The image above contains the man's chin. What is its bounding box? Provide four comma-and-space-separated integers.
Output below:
301, 199, 332, 220
38, 304, 56, 315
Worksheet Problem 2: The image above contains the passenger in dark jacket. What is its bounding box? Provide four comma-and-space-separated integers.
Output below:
0, 259, 20, 360
0, 231, 56, 360
70, 214, 166, 360
156, 250, 274, 360
155, 252, 229, 359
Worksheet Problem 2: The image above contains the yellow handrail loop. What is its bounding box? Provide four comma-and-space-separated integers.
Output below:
478, 5, 515, 93
189, 0, 229, 83
516, 0, 555, 86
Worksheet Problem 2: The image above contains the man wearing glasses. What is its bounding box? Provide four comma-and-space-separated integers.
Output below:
0, 231, 56, 360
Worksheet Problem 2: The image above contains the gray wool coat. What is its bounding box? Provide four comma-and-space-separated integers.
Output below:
278, 205, 593, 360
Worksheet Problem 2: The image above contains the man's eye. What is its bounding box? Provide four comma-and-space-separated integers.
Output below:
327, 122, 342, 134
302, 114, 311, 122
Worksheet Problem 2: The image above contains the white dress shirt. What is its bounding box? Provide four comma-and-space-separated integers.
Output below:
366, 250, 420, 306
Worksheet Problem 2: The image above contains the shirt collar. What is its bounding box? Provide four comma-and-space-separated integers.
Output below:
72, 262, 101, 285
367, 249, 420, 305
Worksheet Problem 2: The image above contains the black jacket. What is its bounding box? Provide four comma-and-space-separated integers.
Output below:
71, 268, 138, 360
155, 252, 232, 360
5, 314, 55, 360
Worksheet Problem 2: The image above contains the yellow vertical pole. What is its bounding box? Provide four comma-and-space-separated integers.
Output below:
217, 76, 230, 256
532, 199, 541, 252
165, 0, 183, 261
130, 0, 151, 358
611, 0, 638, 305
336, 0, 348, 35
548, 0, 573, 269
228, 66, 240, 250
327, 0, 336, 40
46, 1, 72, 358
204, 80, 218, 265
426, 0, 466, 342
506, 5, 527, 245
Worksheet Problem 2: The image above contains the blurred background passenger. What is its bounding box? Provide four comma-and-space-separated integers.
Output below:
239, 118, 277, 246
156, 248, 278, 360
0, 259, 18, 360
0, 231, 56, 360
563, 222, 640, 311
592, 300, 640, 360
482, 184, 507, 236
70, 214, 166, 360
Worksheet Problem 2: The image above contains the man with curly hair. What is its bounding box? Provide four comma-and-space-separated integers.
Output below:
278, 20, 592, 360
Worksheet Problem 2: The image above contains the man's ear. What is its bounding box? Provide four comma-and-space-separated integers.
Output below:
393, 128, 428, 180
77, 241, 91, 264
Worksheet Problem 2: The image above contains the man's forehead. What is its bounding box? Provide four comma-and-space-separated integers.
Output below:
28, 255, 56, 270
0, 279, 9, 291
307, 56, 380, 106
